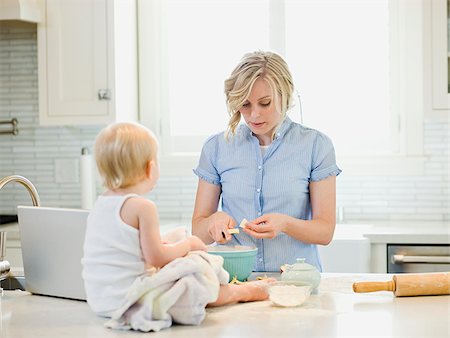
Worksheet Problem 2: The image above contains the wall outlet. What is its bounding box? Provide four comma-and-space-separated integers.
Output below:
55, 159, 79, 183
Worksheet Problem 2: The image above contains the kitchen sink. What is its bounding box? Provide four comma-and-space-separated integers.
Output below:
0, 214, 18, 225
0, 276, 25, 291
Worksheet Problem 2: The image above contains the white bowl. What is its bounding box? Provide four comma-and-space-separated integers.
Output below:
268, 282, 312, 307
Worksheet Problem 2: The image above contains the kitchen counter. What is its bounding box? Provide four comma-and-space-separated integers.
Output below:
333, 221, 450, 244
319, 222, 450, 273
1, 273, 449, 337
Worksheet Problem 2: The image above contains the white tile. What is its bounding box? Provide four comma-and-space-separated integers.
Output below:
0, 27, 449, 222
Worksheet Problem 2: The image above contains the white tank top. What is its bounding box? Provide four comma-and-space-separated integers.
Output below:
81, 194, 146, 316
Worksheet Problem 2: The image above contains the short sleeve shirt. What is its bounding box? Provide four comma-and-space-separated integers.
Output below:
194, 117, 341, 272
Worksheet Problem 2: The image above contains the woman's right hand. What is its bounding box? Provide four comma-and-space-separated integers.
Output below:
207, 211, 236, 244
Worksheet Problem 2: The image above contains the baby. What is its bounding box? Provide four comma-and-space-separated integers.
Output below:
81, 122, 272, 325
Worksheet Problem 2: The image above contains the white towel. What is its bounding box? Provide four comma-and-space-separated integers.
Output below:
105, 248, 229, 332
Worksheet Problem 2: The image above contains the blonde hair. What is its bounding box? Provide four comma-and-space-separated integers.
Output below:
224, 51, 294, 139
94, 122, 158, 190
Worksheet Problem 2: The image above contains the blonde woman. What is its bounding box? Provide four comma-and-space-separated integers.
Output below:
82, 122, 272, 322
192, 51, 341, 272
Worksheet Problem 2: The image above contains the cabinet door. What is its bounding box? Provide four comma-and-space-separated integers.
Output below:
431, 0, 450, 110
38, 0, 112, 125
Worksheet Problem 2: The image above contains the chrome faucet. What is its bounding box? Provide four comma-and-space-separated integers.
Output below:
0, 175, 40, 283
0, 175, 40, 207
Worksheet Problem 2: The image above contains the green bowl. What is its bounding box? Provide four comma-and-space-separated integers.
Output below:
207, 245, 257, 282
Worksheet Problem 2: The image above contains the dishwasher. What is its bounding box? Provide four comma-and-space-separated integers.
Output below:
387, 244, 450, 273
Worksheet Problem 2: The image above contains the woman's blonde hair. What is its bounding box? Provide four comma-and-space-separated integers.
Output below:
94, 122, 158, 190
224, 51, 294, 139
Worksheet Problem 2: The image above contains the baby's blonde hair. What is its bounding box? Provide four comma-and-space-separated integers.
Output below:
94, 122, 158, 190
224, 51, 294, 139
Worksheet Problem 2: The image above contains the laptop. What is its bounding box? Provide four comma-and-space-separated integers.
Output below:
17, 206, 89, 300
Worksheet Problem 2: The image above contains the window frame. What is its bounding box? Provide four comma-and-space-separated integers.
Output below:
137, 0, 425, 177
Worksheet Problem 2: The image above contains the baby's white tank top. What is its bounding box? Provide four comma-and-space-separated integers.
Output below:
81, 194, 145, 316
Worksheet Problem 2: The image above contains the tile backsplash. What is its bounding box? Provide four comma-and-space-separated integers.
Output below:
0, 24, 448, 223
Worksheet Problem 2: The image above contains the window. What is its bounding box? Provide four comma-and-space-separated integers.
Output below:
285, 0, 391, 156
138, 0, 424, 175
165, 0, 269, 152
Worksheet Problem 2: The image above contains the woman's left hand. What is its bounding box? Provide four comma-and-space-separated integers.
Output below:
242, 213, 292, 239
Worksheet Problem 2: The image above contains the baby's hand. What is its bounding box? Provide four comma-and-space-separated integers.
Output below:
187, 236, 207, 252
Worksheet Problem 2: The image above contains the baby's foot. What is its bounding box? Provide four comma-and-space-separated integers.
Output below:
240, 278, 276, 302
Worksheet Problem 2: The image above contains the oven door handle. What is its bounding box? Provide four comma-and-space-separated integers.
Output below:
392, 254, 450, 264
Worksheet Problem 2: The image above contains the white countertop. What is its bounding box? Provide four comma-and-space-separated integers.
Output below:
1, 273, 449, 338
328, 221, 450, 244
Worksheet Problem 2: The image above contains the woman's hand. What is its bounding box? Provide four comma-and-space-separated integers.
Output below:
243, 213, 292, 239
207, 211, 236, 244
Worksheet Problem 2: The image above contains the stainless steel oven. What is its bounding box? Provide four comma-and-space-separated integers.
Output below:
387, 244, 450, 273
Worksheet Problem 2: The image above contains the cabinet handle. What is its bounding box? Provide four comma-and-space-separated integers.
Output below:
98, 89, 111, 101
392, 254, 450, 264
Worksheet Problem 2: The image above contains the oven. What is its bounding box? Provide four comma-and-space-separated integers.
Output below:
387, 244, 450, 273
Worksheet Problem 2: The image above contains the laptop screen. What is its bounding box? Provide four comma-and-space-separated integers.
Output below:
18, 206, 89, 300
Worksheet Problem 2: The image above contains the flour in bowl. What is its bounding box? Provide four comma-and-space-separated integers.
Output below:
268, 284, 311, 307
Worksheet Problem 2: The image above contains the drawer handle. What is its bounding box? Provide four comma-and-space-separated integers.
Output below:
392, 254, 450, 264
98, 89, 111, 100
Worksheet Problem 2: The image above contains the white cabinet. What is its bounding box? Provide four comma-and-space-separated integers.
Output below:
318, 238, 371, 273
38, 0, 138, 125
430, 0, 450, 110
318, 224, 371, 273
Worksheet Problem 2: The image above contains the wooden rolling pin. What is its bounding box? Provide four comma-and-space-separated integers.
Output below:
353, 272, 450, 297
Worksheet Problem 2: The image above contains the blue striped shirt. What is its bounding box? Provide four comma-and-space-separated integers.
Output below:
194, 117, 341, 272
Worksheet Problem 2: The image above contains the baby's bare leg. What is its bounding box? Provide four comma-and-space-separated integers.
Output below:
207, 279, 274, 307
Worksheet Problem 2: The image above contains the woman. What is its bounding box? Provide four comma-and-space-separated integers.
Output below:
192, 51, 341, 272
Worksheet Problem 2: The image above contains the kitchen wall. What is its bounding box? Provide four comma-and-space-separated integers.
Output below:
0, 23, 448, 223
